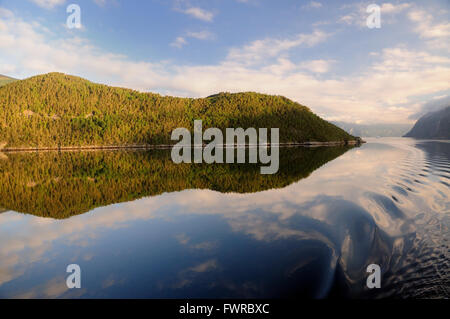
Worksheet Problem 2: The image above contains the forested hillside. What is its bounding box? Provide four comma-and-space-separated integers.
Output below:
0, 73, 355, 148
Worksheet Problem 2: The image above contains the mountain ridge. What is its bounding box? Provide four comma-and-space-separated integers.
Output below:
404, 106, 450, 139
333, 121, 412, 137
0, 74, 17, 87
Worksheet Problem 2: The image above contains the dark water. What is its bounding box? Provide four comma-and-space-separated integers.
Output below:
0, 138, 448, 299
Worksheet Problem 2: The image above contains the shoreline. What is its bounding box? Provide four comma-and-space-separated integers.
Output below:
0, 139, 365, 153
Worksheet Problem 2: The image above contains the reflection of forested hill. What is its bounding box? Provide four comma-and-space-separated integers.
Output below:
0, 147, 353, 219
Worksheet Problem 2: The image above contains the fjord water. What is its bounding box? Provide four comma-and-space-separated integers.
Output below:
0, 138, 448, 298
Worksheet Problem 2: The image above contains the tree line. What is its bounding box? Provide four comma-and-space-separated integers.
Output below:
0, 73, 355, 148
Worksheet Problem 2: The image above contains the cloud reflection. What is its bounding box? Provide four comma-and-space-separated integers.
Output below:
0, 139, 448, 298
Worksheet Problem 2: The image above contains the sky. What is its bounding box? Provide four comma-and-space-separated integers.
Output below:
0, 0, 449, 124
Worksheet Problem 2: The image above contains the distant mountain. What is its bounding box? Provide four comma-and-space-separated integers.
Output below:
404, 106, 450, 139
0, 72, 358, 149
0, 74, 17, 87
333, 121, 412, 137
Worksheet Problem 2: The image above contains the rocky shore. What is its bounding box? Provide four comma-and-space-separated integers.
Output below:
0, 138, 365, 153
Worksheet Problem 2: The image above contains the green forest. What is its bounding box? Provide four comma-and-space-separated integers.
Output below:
0, 146, 353, 219
0, 73, 355, 148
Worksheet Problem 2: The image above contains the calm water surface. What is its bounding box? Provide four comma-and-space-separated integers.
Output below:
0, 138, 448, 298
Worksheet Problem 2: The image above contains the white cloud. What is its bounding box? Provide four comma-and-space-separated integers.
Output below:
371, 47, 450, 71
338, 3, 450, 52
0, 7, 13, 18
29, 0, 113, 9
380, 3, 411, 14
226, 30, 330, 66
304, 1, 323, 9
299, 59, 334, 73
0, 63, 16, 74
408, 9, 450, 39
338, 14, 359, 26
170, 30, 215, 48
409, 95, 450, 120
180, 7, 214, 22
186, 30, 215, 40
170, 36, 188, 48
29, 0, 66, 9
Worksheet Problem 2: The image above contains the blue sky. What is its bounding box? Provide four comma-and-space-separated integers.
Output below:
0, 0, 449, 123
